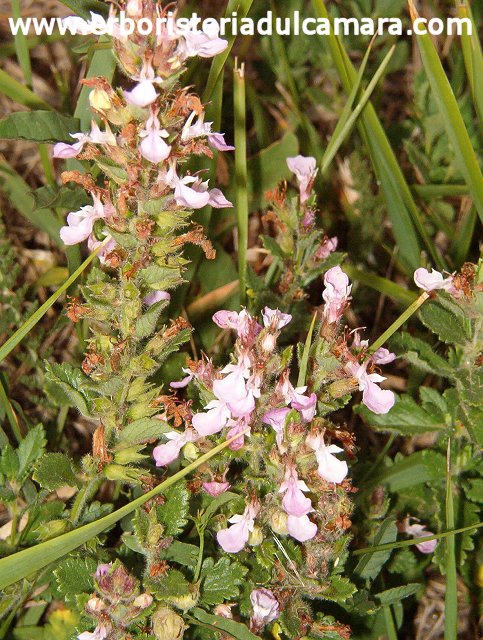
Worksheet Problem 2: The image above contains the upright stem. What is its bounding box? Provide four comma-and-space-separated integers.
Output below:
234, 60, 248, 306
444, 439, 457, 640
369, 292, 430, 352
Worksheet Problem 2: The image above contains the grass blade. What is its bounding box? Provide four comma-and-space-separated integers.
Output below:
0, 432, 245, 590
203, 0, 254, 104
0, 160, 62, 242
452, 206, 477, 269
343, 264, 418, 306
408, 0, 483, 224
456, 0, 483, 122
311, 0, 444, 273
0, 69, 51, 110
234, 60, 248, 306
297, 312, 318, 387
10, 0, 33, 87
444, 440, 457, 640
0, 241, 106, 364
321, 44, 395, 174
0, 374, 23, 443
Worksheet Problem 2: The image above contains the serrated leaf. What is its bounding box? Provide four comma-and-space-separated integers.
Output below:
201, 557, 248, 605
142, 265, 182, 291
464, 478, 483, 503
94, 158, 128, 185
375, 583, 420, 606
261, 235, 286, 260
317, 575, 357, 604
0, 444, 19, 484
33, 453, 79, 491
150, 569, 190, 599
419, 299, 469, 344
157, 482, 190, 536
391, 332, 454, 378
118, 417, 171, 446
54, 556, 97, 604
17, 425, 46, 485
191, 608, 261, 640
44, 362, 92, 416
163, 541, 199, 568
0, 112, 80, 143
357, 395, 445, 434
371, 450, 446, 492
135, 302, 169, 339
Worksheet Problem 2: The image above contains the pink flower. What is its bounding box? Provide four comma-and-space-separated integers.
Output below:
139, 113, 171, 163
414, 268, 458, 295
192, 401, 231, 436
153, 429, 198, 466
316, 236, 338, 259
53, 122, 116, 159
213, 367, 256, 418
262, 407, 290, 449
77, 626, 107, 640
250, 589, 280, 631
227, 416, 251, 451
60, 195, 112, 246
306, 434, 348, 484
212, 309, 261, 343
95, 563, 112, 578
286, 515, 317, 542
402, 519, 437, 554
262, 307, 292, 330
181, 24, 228, 58
217, 503, 257, 553
181, 111, 234, 151
124, 62, 160, 107
280, 465, 313, 517
371, 348, 396, 365
144, 290, 171, 306
202, 480, 231, 497
290, 390, 317, 423
322, 266, 352, 324
347, 361, 395, 414
286, 155, 317, 203
170, 367, 194, 389
167, 166, 232, 210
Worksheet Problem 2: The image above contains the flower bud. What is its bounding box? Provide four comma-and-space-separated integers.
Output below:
214, 604, 234, 619
89, 88, 112, 111
152, 607, 186, 640
260, 332, 277, 354
114, 446, 147, 465
327, 378, 357, 399
87, 596, 106, 612
270, 510, 288, 535
168, 583, 199, 612
248, 526, 264, 547
133, 593, 153, 609
182, 442, 198, 462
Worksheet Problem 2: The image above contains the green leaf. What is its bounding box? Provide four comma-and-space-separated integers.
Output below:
150, 569, 190, 599
94, 158, 128, 185
0, 111, 80, 143
371, 450, 446, 492
117, 417, 171, 446
44, 362, 92, 416
54, 556, 97, 604
17, 425, 46, 485
142, 265, 182, 291
163, 541, 199, 568
318, 575, 357, 604
191, 608, 261, 640
375, 584, 420, 606
199, 492, 239, 528
356, 395, 446, 435
464, 478, 483, 504
157, 482, 190, 536
391, 332, 454, 378
355, 518, 397, 581
261, 235, 286, 261
0, 443, 19, 483
201, 557, 248, 605
419, 299, 470, 344
33, 453, 79, 491
58, 0, 109, 19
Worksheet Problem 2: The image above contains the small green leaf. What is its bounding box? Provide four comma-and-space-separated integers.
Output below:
157, 482, 190, 536
33, 453, 79, 491
201, 557, 248, 605
44, 362, 92, 416
118, 417, 171, 446
17, 425, 46, 485
357, 395, 445, 435
375, 584, 421, 606
391, 332, 454, 378
355, 518, 397, 581
419, 299, 469, 345
54, 556, 97, 604
32, 185, 90, 212
0, 112, 80, 143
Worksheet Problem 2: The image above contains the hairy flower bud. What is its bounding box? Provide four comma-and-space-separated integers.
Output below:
168, 583, 199, 612
89, 89, 112, 111
248, 526, 264, 546
270, 510, 288, 535
152, 607, 186, 640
